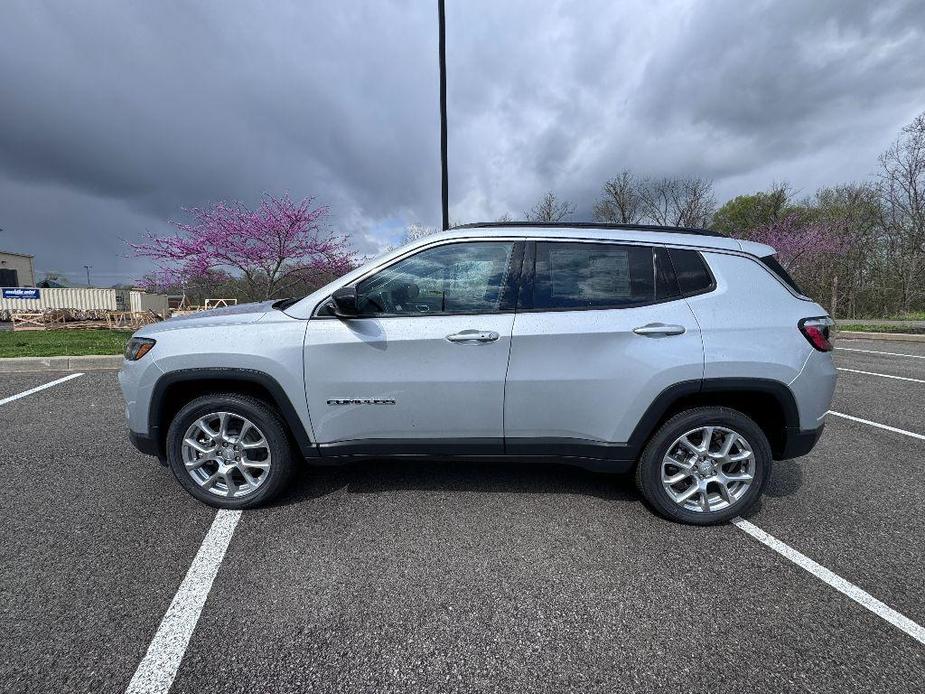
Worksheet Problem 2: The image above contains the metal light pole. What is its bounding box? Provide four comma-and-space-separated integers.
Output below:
84, 265, 92, 287
438, 0, 449, 231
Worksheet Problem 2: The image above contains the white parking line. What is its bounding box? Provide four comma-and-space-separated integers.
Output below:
827, 410, 925, 441
733, 518, 925, 646
0, 372, 83, 406
836, 367, 925, 384
836, 346, 925, 360
125, 510, 242, 694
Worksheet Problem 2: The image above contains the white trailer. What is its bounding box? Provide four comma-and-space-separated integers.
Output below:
0, 287, 169, 320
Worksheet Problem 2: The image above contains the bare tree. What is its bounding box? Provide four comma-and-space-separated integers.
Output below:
594, 171, 643, 224
639, 176, 716, 228
381, 223, 440, 254
401, 223, 439, 244
637, 177, 673, 226
813, 183, 882, 318
675, 177, 717, 228
525, 191, 576, 222
878, 112, 925, 312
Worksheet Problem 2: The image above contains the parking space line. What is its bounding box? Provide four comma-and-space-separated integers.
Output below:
125, 510, 242, 694
836, 347, 925, 360
733, 518, 925, 646
836, 367, 925, 384
827, 410, 925, 441
0, 372, 84, 406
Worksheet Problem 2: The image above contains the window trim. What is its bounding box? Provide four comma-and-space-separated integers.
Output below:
654, 246, 681, 301
312, 239, 524, 319
516, 239, 711, 314
310, 236, 736, 319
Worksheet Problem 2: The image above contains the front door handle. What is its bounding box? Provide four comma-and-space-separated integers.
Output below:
446, 329, 500, 343
633, 323, 686, 337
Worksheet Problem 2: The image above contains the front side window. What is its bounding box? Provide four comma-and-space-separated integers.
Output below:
531, 242, 659, 310
355, 241, 515, 316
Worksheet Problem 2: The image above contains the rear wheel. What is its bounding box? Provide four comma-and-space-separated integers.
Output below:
166, 393, 294, 509
635, 407, 771, 525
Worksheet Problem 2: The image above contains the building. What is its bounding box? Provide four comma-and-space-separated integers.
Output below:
0, 250, 36, 287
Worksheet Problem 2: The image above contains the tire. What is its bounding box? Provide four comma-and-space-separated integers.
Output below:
166, 392, 295, 509
635, 406, 771, 525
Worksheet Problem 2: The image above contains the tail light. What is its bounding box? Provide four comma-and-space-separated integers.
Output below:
799, 317, 833, 352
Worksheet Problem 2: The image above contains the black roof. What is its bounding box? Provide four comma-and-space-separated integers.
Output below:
452, 221, 725, 238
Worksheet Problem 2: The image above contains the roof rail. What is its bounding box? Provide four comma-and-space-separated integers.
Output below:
452, 221, 725, 238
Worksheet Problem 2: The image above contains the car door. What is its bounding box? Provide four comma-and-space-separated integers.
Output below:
504, 240, 704, 457
304, 239, 523, 455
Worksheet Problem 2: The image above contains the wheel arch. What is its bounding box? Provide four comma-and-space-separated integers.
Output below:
149, 368, 317, 460
628, 378, 800, 460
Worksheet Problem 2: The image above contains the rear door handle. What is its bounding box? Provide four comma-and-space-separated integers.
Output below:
633, 323, 686, 337
446, 329, 500, 343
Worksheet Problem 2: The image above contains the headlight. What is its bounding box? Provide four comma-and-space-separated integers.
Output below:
125, 337, 156, 361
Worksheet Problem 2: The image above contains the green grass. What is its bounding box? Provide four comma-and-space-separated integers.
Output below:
838, 323, 925, 335
885, 311, 925, 321
0, 329, 129, 358
848, 311, 925, 321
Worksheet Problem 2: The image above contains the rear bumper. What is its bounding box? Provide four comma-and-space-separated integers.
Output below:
778, 423, 825, 460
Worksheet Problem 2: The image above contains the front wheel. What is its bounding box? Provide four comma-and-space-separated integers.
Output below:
635, 407, 771, 525
166, 393, 295, 509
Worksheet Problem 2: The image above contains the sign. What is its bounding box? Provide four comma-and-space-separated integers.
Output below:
2, 288, 41, 300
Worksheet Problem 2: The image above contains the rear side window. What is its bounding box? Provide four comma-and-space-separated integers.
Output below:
531, 242, 657, 310
667, 248, 714, 295
760, 254, 803, 295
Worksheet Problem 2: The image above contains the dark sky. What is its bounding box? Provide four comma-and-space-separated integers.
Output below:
1, 0, 923, 285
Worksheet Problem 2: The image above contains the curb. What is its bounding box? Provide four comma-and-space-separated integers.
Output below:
835, 331, 925, 343
0, 354, 122, 373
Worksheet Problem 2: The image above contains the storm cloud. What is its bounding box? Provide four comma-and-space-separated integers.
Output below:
1, 0, 923, 284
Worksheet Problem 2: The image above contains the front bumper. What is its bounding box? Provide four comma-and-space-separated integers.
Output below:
778, 423, 825, 460
128, 429, 166, 465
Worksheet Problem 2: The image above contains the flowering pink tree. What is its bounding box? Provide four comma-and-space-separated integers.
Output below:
744, 212, 849, 312
745, 213, 846, 271
133, 194, 355, 300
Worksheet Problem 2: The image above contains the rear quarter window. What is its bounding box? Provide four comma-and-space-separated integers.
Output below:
667, 248, 714, 296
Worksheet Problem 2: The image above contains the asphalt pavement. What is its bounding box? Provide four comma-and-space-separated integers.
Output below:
1, 338, 923, 693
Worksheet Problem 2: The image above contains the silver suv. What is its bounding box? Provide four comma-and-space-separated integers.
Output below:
119, 223, 836, 524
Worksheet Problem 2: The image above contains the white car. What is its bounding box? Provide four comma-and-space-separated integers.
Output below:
119, 222, 836, 524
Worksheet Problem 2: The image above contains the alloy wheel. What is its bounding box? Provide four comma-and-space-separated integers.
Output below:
661, 425, 755, 513
181, 411, 272, 498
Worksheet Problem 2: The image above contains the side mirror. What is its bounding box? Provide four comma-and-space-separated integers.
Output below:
331, 285, 358, 317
